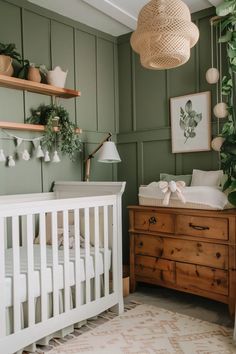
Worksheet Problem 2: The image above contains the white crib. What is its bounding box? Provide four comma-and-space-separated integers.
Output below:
0, 181, 125, 354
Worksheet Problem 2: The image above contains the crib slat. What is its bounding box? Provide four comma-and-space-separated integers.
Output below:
74, 209, 81, 308
112, 204, 118, 293
0, 217, 6, 337
26, 214, 35, 327
12, 216, 21, 333
94, 207, 100, 300
103, 205, 109, 297
52, 212, 59, 316
39, 212, 47, 322
63, 210, 70, 312
85, 208, 91, 303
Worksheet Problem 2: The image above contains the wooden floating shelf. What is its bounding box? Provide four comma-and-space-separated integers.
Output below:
0, 121, 82, 134
0, 75, 81, 99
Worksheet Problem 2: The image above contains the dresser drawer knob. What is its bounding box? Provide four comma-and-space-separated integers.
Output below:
139, 241, 143, 247
189, 223, 209, 231
149, 216, 157, 225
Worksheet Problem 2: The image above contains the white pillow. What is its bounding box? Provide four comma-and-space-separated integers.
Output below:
191, 169, 223, 188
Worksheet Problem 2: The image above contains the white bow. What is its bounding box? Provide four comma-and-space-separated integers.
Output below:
158, 180, 186, 206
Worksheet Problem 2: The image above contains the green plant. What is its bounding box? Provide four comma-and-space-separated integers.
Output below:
179, 100, 202, 143
27, 104, 82, 161
18, 62, 48, 80
0, 42, 21, 61
215, 0, 236, 204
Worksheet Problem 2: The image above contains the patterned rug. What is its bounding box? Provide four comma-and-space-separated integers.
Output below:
47, 304, 235, 354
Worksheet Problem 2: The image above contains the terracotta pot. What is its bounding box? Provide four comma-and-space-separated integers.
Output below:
0, 55, 14, 76
27, 67, 41, 83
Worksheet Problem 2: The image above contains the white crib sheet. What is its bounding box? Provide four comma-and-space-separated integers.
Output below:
5, 245, 111, 307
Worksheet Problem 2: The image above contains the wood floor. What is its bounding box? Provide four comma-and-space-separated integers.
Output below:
126, 283, 234, 328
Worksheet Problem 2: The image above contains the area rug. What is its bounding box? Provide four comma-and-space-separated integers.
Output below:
48, 304, 235, 354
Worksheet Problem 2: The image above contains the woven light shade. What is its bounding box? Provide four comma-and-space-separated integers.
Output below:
131, 0, 199, 70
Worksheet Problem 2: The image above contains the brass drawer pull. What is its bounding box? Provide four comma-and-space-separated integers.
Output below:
149, 216, 157, 225
189, 223, 209, 231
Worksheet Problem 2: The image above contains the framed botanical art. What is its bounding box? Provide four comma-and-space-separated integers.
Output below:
170, 91, 211, 153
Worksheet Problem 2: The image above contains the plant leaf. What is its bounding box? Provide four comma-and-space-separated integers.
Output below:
216, 0, 236, 17
219, 31, 232, 43
185, 100, 192, 114
223, 177, 232, 191
228, 190, 236, 206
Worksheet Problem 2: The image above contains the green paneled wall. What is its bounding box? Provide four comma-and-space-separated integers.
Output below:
117, 8, 221, 261
0, 2, 224, 263
0, 0, 118, 194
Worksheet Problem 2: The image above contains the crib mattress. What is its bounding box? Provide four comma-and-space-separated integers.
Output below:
5, 245, 111, 307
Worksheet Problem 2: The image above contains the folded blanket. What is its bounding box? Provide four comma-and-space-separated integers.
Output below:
139, 182, 228, 210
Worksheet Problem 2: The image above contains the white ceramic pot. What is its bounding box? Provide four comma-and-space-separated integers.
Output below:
211, 137, 225, 152
213, 102, 228, 119
206, 67, 220, 84
47, 66, 68, 88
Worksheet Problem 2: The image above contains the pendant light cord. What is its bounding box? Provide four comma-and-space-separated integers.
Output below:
211, 23, 214, 68
216, 25, 220, 137
219, 22, 223, 103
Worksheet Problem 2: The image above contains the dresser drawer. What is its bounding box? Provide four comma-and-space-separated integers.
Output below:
135, 255, 175, 284
135, 235, 228, 269
176, 214, 228, 240
176, 262, 228, 296
134, 211, 174, 234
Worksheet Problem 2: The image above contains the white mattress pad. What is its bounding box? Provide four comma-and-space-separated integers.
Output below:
139, 183, 229, 210
5, 245, 111, 307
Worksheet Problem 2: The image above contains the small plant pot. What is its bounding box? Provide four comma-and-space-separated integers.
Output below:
0, 55, 14, 76
47, 66, 68, 88
27, 67, 41, 83
52, 116, 60, 127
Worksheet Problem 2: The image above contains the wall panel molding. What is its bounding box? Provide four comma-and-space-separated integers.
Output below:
0, 0, 118, 195
117, 7, 221, 262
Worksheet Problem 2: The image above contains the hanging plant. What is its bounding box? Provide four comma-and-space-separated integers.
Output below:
213, 0, 236, 204
27, 104, 82, 161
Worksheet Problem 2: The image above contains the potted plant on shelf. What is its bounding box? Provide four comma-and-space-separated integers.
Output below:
213, 0, 236, 205
0, 42, 21, 76
27, 103, 82, 161
18, 62, 48, 82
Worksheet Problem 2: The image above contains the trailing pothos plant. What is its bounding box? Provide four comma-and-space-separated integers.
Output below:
215, 0, 236, 204
27, 104, 82, 161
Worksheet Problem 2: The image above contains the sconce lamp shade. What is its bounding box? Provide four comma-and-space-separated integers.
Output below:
97, 141, 121, 163
130, 0, 199, 70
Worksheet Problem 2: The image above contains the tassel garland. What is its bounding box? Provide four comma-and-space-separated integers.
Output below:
0, 149, 6, 162
52, 150, 60, 163
44, 151, 50, 162
8, 155, 16, 167
36, 144, 44, 158
22, 149, 30, 161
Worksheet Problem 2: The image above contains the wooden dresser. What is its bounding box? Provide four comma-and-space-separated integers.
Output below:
128, 205, 236, 314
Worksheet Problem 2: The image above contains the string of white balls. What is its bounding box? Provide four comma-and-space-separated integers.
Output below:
206, 21, 227, 155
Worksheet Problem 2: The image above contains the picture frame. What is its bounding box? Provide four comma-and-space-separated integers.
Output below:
170, 91, 211, 153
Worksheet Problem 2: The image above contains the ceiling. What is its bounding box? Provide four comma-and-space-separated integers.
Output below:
28, 0, 220, 37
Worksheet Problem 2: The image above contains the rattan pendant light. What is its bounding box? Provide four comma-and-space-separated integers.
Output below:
131, 0, 199, 70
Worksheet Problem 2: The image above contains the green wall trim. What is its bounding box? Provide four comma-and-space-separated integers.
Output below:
3, 0, 117, 43
117, 7, 222, 262
117, 123, 219, 144
118, 128, 171, 143
0, 0, 119, 194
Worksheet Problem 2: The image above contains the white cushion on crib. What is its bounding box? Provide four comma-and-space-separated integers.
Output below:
4, 245, 111, 307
